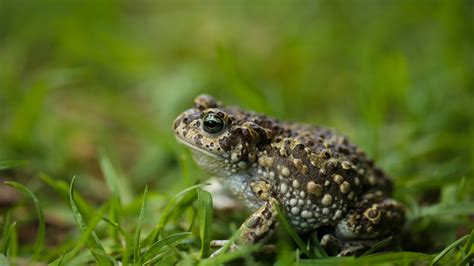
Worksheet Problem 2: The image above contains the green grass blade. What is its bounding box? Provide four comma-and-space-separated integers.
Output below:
361, 236, 393, 256
90, 248, 119, 266
275, 204, 315, 259
143, 249, 177, 266
297, 257, 356, 266
101, 217, 134, 266
420, 202, 474, 217
0, 213, 11, 255
358, 252, 433, 264
4, 181, 45, 261
431, 234, 469, 265
1, 212, 17, 258
276, 232, 295, 266
39, 173, 94, 219
143, 183, 208, 245
463, 229, 473, 255
177, 148, 193, 186
458, 253, 473, 266
0, 221, 17, 257
310, 231, 328, 258
50, 202, 110, 265
134, 185, 148, 264
197, 189, 213, 258
141, 232, 192, 264
100, 154, 121, 203
0, 160, 27, 171
62, 250, 94, 266
9, 229, 17, 261
100, 154, 122, 243
69, 176, 112, 265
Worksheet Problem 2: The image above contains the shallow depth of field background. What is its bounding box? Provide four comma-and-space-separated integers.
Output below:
0, 1, 473, 264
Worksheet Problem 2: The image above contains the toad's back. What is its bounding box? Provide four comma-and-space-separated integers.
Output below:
256, 121, 392, 231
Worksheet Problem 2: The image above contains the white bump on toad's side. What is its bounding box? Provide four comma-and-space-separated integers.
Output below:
292, 179, 300, 188
332, 174, 344, 184
368, 175, 377, 185
322, 194, 333, 206
333, 210, 342, 220
307, 181, 323, 197
265, 157, 274, 167
291, 207, 300, 215
301, 210, 312, 218
280, 183, 288, 193
340, 181, 351, 194
322, 207, 330, 215
280, 166, 290, 177
348, 191, 354, 200
341, 161, 352, 169
354, 177, 361, 186
290, 198, 297, 206
293, 158, 302, 168
231, 152, 240, 162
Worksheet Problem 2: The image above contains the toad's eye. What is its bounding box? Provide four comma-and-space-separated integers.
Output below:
203, 113, 225, 134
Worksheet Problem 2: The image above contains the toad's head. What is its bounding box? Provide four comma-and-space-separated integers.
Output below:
173, 95, 273, 177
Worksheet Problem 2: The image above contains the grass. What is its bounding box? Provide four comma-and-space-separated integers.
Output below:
0, 158, 472, 265
0, 0, 473, 265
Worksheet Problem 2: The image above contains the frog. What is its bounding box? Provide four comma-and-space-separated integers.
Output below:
173, 94, 405, 257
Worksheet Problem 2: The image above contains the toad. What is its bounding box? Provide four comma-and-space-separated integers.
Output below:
173, 95, 404, 256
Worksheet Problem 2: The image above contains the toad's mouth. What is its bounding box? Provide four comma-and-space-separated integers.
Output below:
175, 135, 223, 160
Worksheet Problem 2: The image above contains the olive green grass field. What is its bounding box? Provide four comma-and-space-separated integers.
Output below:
0, 1, 473, 265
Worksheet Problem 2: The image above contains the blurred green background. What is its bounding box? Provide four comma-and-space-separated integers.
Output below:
0, 0, 473, 263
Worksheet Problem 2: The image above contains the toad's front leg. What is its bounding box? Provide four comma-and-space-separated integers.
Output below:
210, 181, 279, 257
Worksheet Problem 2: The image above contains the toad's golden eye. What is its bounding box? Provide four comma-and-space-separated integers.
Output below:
202, 113, 225, 134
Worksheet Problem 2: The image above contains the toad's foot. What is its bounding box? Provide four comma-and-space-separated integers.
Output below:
209, 240, 239, 258
322, 190, 404, 256
321, 234, 378, 256
335, 191, 405, 240
210, 240, 277, 257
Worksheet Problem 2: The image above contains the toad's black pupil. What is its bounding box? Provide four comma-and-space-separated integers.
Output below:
203, 114, 224, 134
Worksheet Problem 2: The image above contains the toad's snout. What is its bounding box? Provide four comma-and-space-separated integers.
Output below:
173, 114, 183, 130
